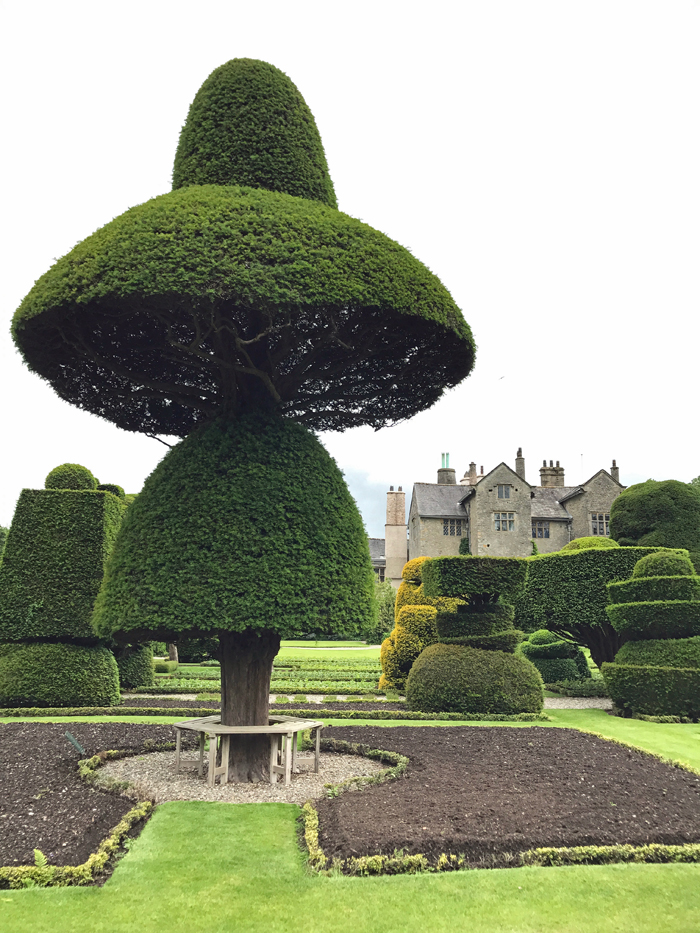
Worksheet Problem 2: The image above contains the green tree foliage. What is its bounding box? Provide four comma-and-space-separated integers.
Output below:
173, 59, 337, 207
407, 556, 542, 714
520, 629, 590, 683
603, 550, 700, 718
114, 644, 154, 689
514, 547, 665, 667
44, 463, 97, 491
10, 60, 475, 775
0, 643, 119, 708
610, 480, 700, 570
93, 413, 375, 643
374, 578, 396, 641
560, 536, 620, 552
0, 526, 7, 560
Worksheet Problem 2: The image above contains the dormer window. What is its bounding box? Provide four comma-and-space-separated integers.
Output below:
497, 485, 511, 499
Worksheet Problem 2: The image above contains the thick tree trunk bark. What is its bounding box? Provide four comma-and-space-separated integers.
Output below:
219, 629, 280, 783
167, 643, 178, 663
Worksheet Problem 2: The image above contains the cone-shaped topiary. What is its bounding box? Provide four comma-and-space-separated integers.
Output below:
11, 60, 474, 779
603, 548, 700, 718
407, 556, 542, 714
520, 629, 590, 683
173, 59, 337, 207
44, 464, 97, 491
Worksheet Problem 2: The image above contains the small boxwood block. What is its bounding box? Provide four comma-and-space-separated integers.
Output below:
436, 604, 514, 639
607, 575, 700, 605
606, 601, 700, 640
0, 642, 120, 707
422, 556, 528, 601
405, 642, 543, 715
602, 662, 700, 718
529, 657, 581, 683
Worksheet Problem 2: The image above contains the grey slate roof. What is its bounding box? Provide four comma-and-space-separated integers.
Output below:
412, 483, 472, 518
530, 486, 580, 520
368, 537, 386, 564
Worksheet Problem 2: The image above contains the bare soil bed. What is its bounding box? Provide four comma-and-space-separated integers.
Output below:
317, 726, 700, 866
0, 722, 194, 868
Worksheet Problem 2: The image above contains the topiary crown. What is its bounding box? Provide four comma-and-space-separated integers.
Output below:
44, 463, 97, 491
560, 536, 620, 552
632, 550, 695, 578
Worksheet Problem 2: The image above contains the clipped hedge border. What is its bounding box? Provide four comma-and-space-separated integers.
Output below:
302, 728, 700, 876
0, 748, 156, 889
133, 682, 381, 696
0, 706, 219, 718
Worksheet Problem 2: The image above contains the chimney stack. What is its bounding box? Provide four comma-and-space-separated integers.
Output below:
539, 459, 565, 487
610, 460, 620, 484
515, 448, 526, 481
385, 486, 408, 589
437, 452, 456, 485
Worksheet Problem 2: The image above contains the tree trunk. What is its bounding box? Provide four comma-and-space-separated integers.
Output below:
167, 643, 178, 663
219, 629, 280, 782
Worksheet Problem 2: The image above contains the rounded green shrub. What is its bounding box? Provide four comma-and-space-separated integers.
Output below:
97, 483, 126, 499
520, 629, 590, 682
405, 643, 543, 715
632, 550, 694, 578
527, 629, 559, 646
44, 464, 97, 491
92, 412, 376, 643
614, 635, 700, 669
560, 536, 620, 552
115, 644, 154, 689
172, 59, 337, 208
602, 663, 700, 719
0, 643, 119, 707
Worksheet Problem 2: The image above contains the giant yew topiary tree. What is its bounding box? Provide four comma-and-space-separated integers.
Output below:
11, 59, 475, 780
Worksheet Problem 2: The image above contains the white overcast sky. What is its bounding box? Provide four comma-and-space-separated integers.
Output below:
1, 0, 698, 536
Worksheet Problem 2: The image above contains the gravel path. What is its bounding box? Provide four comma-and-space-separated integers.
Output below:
96, 750, 385, 804
544, 697, 612, 709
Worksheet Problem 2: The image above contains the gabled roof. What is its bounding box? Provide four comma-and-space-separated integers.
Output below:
368, 537, 385, 563
412, 483, 471, 519
530, 486, 577, 520
580, 468, 625, 489
477, 462, 531, 488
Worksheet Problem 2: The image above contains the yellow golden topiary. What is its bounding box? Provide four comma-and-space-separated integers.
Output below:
398, 605, 439, 643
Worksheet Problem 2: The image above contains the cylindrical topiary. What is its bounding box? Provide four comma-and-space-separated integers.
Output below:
114, 644, 155, 689
407, 555, 542, 714
520, 629, 590, 683
405, 642, 543, 715
602, 548, 700, 718
379, 557, 462, 691
44, 464, 97, 491
0, 643, 120, 708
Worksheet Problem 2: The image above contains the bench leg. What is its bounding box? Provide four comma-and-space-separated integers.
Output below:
175, 729, 181, 772
315, 726, 321, 774
292, 732, 298, 773
220, 735, 230, 785
284, 732, 293, 786
207, 732, 217, 787
269, 734, 278, 784
198, 732, 205, 777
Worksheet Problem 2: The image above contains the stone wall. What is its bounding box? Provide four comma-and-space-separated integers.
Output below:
566, 471, 621, 540
470, 464, 532, 557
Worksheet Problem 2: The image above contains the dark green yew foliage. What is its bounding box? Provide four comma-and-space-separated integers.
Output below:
92, 413, 376, 643
44, 463, 97, 491
173, 59, 337, 207
114, 644, 154, 689
97, 483, 125, 499
520, 629, 590, 683
610, 480, 700, 570
0, 643, 119, 708
560, 536, 620, 552
0, 488, 125, 643
603, 550, 700, 717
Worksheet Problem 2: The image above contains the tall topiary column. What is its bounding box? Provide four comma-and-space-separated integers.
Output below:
602, 549, 700, 718
11, 60, 476, 780
0, 465, 122, 707
405, 556, 543, 714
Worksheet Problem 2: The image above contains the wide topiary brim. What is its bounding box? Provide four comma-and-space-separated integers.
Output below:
13, 185, 475, 436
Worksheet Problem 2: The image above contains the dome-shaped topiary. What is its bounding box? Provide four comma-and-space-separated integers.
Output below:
560, 536, 620, 552
528, 629, 559, 645
45, 464, 97, 491
172, 59, 337, 207
632, 550, 694, 578
406, 642, 543, 715
97, 483, 126, 499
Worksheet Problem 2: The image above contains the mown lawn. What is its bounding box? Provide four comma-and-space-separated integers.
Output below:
1, 802, 698, 933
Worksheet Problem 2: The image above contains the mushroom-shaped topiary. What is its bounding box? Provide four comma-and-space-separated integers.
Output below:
45, 464, 97, 491
11, 60, 476, 780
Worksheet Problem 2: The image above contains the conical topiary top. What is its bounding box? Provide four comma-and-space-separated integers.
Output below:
173, 59, 337, 208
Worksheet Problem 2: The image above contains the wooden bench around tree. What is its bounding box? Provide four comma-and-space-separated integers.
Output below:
174, 714, 323, 787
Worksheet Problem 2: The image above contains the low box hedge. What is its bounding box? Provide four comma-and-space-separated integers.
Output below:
601, 663, 700, 719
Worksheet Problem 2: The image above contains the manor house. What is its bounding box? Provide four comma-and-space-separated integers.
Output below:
375, 450, 624, 587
